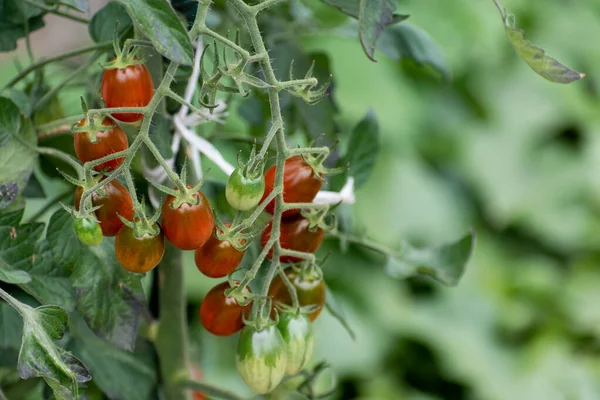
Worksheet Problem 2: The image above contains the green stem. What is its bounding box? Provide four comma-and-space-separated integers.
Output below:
181, 380, 242, 400
21, 0, 90, 24
36, 147, 84, 180
36, 115, 83, 133
252, 0, 286, 13
156, 244, 191, 400
491, 0, 507, 18
326, 230, 400, 258
276, 77, 317, 90
1, 41, 111, 91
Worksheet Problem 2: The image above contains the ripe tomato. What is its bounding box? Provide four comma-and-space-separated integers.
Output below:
161, 186, 214, 250
236, 325, 287, 394
73, 117, 128, 172
73, 217, 102, 246
261, 216, 325, 263
194, 224, 246, 278
277, 312, 314, 375
226, 167, 265, 211
115, 225, 165, 273
75, 179, 134, 237
269, 268, 326, 322
101, 62, 154, 122
261, 156, 322, 217
199, 281, 249, 336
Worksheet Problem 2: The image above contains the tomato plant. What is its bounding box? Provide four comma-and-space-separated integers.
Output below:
261, 215, 325, 263
73, 117, 128, 172
101, 61, 154, 123
269, 268, 327, 322
199, 281, 250, 336
74, 179, 134, 237
195, 223, 246, 278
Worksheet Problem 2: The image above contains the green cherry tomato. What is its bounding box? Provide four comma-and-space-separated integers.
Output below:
226, 168, 265, 211
73, 217, 103, 246
236, 325, 287, 394
277, 312, 314, 375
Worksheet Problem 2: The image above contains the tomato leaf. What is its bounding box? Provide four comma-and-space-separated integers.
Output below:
377, 23, 451, 81
47, 210, 146, 351
0, 182, 18, 210
0, 0, 45, 52
69, 313, 157, 400
325, 286, 356, 340
495, 3, 583, 84
0, 259, 32, 284
343, 110, 380, 190
320, 0, 406, 22
0, 301, 22, 362
358, 0, 403, 62
45, 0, 89, 13
386, 230, 475, 286
115, 0, 194, 66
88, 2, 132, 43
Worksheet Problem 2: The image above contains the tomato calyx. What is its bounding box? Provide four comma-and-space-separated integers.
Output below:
213, 216, 254, 252
118, 202, 161, 239
299, 206, 335, 233
102, 25, 147, 71
72, 98, 121, 144
243, 295, 279, 332
151, 178, 206, 210
284, 60, 332, 105
292, 149, 346, 184
223, 280, 255, 308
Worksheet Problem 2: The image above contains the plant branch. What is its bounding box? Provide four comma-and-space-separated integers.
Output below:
21, 0, 89, 24
180, 380, 243, 400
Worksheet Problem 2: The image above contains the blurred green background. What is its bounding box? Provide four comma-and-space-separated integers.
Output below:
3, 0, 600, 399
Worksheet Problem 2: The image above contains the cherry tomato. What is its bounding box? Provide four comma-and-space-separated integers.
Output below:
236, 325, 287, 394
269, 268, 326, 322
277, 312, 314, 375
199, 281, 250, 336
73, 117, 128, 172
226, 167, 265, 211
261, 216, 325, 263
73, 217, 102, 246
75, 179, 134, 237
161, 186, 214, 250
101, 62, 154, 123
194, 223, 246, 278
115, 225, 165, 273
261, 156, 322, 217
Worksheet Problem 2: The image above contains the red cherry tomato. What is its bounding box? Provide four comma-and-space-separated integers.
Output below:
260, 156, 323, 218
161, 186, 214, 250
74, 179, 134, 237
261, 216, 325, 263
269, 268, 326, 322
199, 281, 250, 336
74, 117, 128, 172
115, 225, 165, 273
195, 223, 246, 278
101, 62, 154, 123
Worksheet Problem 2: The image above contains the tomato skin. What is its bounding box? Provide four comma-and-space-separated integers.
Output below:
74, 117, 128, 172
261, 156, 322, 217
277, 313, 314, 375
261, 216, 325, 263
115, 225, 165, 273
74, 179, 134, 237
101, 63, 154, 122
194, 224, 245, 278
199, 281, 249, 336
269, 269, 326, 322
161, 187, 214, 250
236, 325, 287, 394
73, 217, 103, 246
226, 168, 265, 211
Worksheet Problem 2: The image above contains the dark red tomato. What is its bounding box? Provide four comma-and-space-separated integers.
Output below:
101, 62, 154, 122
115, 225, 165, 273
195, 223, 246, 278
161, 186, 214, 250
261, 156, 322, 218
261, 216, 325, 263
75, 179, 134, 236
73, 117, 128, 172
199, 281, 250, 336
269, 268, 326, 322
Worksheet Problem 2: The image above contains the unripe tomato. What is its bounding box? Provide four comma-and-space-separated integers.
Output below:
269, 268, 326, 322
73, 217, 103, 246
73, 117, 128, 172
194, 224, 246, 278
101, 62, 154, 122
115, 225, 165, 273
199, 281, 250, 336
277, 312, 314, 375
236, 325, 287, 394
161, 186, 214, 250
261, 156, 322, 217
74, 179, 134, 237
226, 167, 265, 211
261, 216, 325, 263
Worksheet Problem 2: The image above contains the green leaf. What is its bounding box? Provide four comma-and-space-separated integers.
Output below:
342, 110, 380, 189
358, 0, 398, 62
149, 114, 174, 159
70, 313, 157, 400
500, 10, 584, 84
0, 301, 23, 353
377, 23, 451, 81
1, 0, 44, 23
88, 2, 132, 43
116, 0, 193, 66
0, 0, 45, 53
0, 97, 22, 146
386, 230, 475, 286
321, 0, 406, 22
47, 210, 146, 351
325, 286, 356, 340
0, 260, 32, 284
0, 182, 19, 209
46, 0, 89, 13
